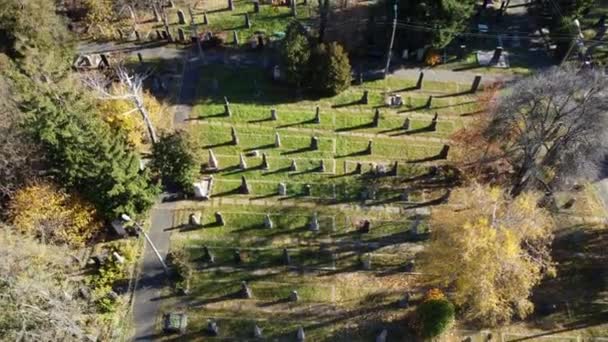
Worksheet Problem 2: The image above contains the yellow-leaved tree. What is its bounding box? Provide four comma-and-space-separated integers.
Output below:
9, 182, 103, 247
420, 183, 555, 326
97, 88, 172, 151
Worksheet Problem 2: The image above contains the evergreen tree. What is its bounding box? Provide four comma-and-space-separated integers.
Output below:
310, 42, 352, 96
280, 22, 312, 87
150, 132, 198, 194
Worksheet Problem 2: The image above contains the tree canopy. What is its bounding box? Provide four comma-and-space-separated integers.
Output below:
421, 183, 554, 326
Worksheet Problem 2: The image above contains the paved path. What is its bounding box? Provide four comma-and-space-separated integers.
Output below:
132, 207, 174, 341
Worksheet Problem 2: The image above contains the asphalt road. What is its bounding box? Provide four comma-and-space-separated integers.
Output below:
132, 207, 173, 341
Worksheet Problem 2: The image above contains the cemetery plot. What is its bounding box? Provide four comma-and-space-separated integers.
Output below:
161, 65, 481, 340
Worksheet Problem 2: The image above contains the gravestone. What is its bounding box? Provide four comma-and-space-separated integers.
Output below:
215, 211, 225, 226
289, 159, 297, 171
261, 153, 270, 170
245, 13, 251, 28
361, 90, 369, 104
439, 145, 450, 159
270, 108, 278, 120
314, 106, 321, 124
177, 28, 185, 42
168, 0, 176, 8
239, 176, 251, 194
231, 127, 239, 145
208, 320, 219, 336
291, 0, 297, 16
471, 75, 482, 93
228, 0, 235, 10
404, 260, 415, 272
310, 136, 319, 150
253, 324, 263, 338
403, 117, 410, 130
426, 95, 433, 109
296, 327, 305, 341
365, 140, 373, 155
239, 153, 247, 169
303, 184, 311, 196
318, 160, 326, 172
203, 246, 215, 263
492, 46, 503, 63
354, 162, 362, 174
309, 212, 319, 231
416, 71, 424, 89
117, 29, 124, 40
274, 132, 281, 148
389, 161, 398, 176
360, 219, 371, 233
189, 213, 201, 226
208, 149, 219, 169
253, 0, 260, 13
358, 72, 364, 85
153, 7, 162, 22
224, 97, 232, 117
162, 30, 169, 40
234, 249, 243, 263
278, 182, 287, 196
241, 281, 252, 298
289, 290, 300, 302
264, 214, 273, 228
137, 52, 143, 63
134, 30, 141, 41
233, 30, 239, 45
429, 112, 438, 131
177, 9, 186, 24
376, 329, 387, 342
100, 54, 110, 68
283, 248, 291, 265
361, 253, 372, 270
372, 109, 380, 127
203, 12, 209, 25
156, 30, 163, 40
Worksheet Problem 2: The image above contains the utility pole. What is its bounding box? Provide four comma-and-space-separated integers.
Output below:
384, 1, 398, 78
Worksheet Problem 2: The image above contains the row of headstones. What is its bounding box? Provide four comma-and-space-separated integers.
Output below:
358, 71, 483, 96
190, 212, 323, 231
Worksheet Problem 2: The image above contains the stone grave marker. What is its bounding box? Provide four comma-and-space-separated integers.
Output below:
203, 246, 215, 263
303, 184, 311, 196
240, 281, 252, 298
239, 176, 250, 194
354, 162, 362, 174
398, 292, 410, 308
296, 326, 305, 341
439, 145, 450, 159
429, 112, 438, 131
264, 214, 273, 228
416, 71, 424, 89
228, 0, 235, 10
389, 161, 398, 176
177, 28, 185, 42
245, 13, 251, 28
100, 54, 110, 68
274, 132, 281, 148
137, 52, 143, 63
261, 153, 269, 170
310, 136, 319, 150
289, 159, 297, 171
314, 106, 321, 124
471, 75, 482, 93
359, 219, 371, 233
283, 248, 291, 265
358, 72, 364, 85
208, 320, 219, 336
289, 290, 300, 302
189, 213, 201, 226
270, 108, 278, 120
215, 211, 225, 226
162, 30, 169, 40
426, 95, 433, 109
278, 182, 287, 196
291, 0, 297, 16
404, 260, 415, 272
372, 108, 380, 127
156, 30, 163, 40
402, 116, 410, 130
361, 253, 372, 270
177, 9, 186, 24
309, 212, 319, 231
203, 12, 209, 25
361, 90, 369, 104
253, 0, 260, 13
231, 127, 239, 145
134, 30, 141, 41
239, 153, 247, 169
318, 160, 325, 172
234, 249, 243, 263
365, 140, 373, 155
233, 30, 239, 45
224, 98, 232, 117
253, 324, 263, 338
208, 149, 219, 170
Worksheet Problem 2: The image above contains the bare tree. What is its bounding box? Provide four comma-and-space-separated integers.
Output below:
84, 66, 158, 144
0, 226, 93, 340
486, 66, 608, 196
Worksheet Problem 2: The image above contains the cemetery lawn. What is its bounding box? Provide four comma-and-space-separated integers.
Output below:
155, 63, 608, 340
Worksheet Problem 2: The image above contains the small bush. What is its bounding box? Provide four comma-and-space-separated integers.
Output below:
150, 132, 198, 194
416, 299, 455, 339
310, 42, 352, 95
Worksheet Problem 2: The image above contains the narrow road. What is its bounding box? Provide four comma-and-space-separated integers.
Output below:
132, 207, 173, 341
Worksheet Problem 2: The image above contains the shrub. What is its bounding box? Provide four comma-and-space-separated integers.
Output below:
280, 22, 312, 87
416, 299, 455, 339
310, 42, 352, 95
150, 132, 198, 194
425, 49, 441, 66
